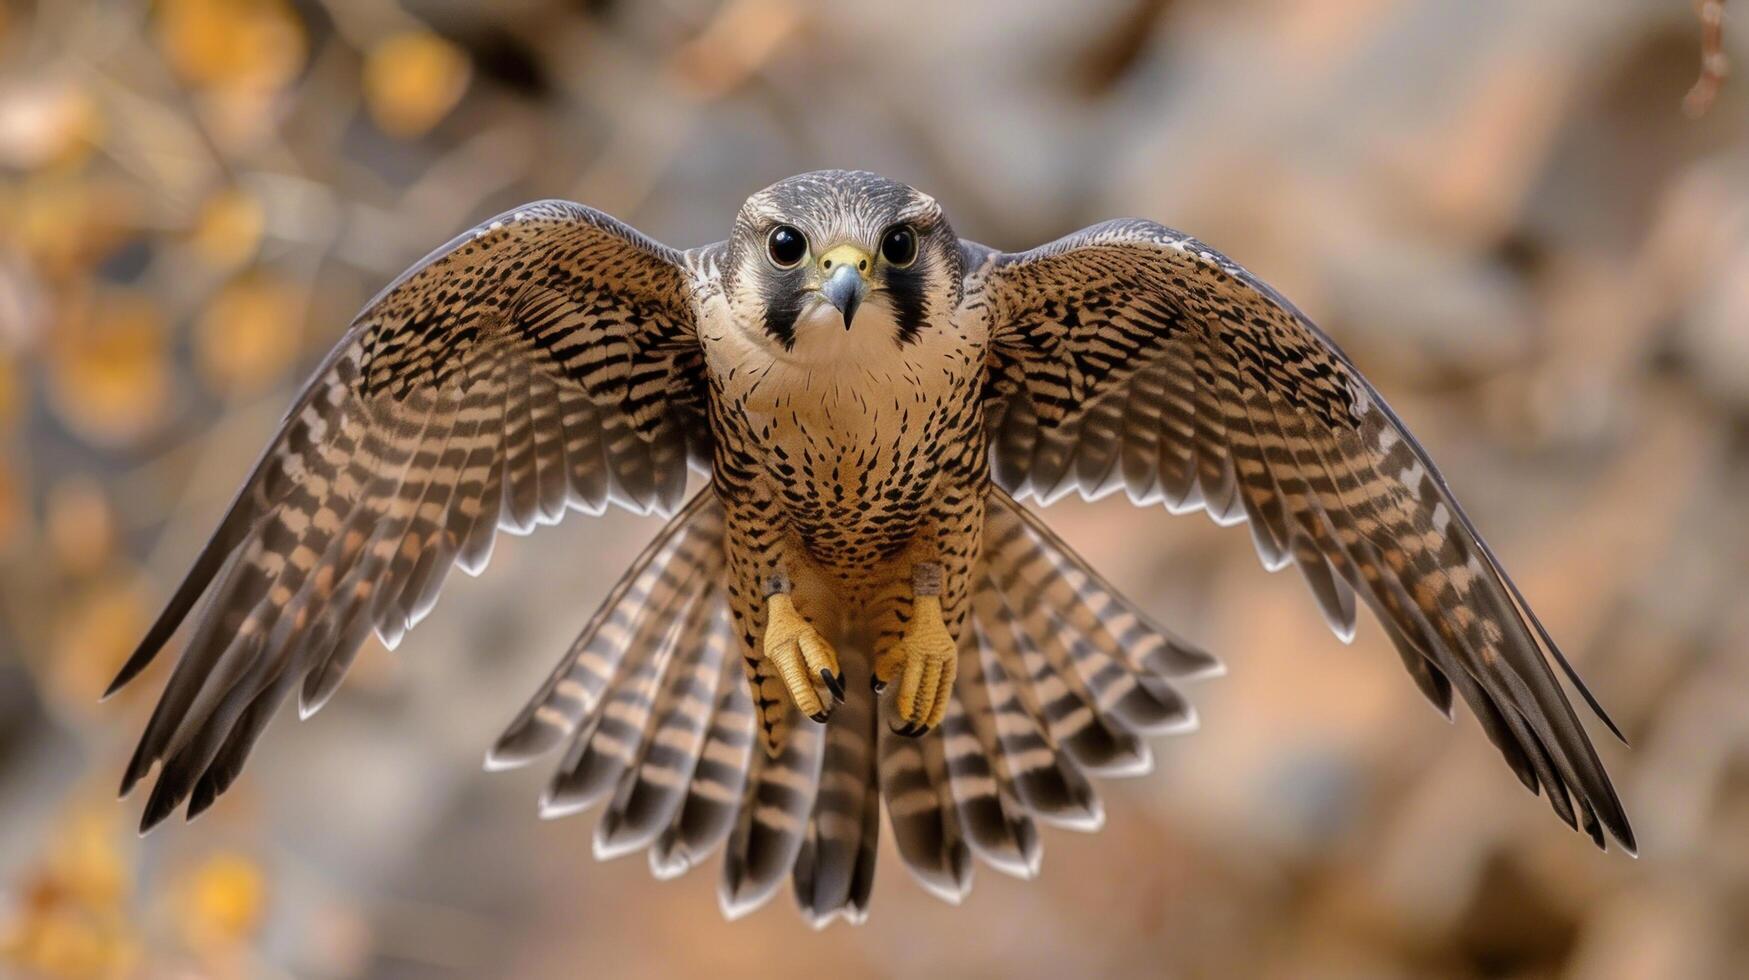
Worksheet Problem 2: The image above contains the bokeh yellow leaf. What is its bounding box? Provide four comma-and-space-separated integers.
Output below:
363, 31, 471, 139
5, 174, 134, 279
1, 807, 139, 980
47, 291, 172, 448
196, 272, 301, 396
0, 79, 102, 171
48, 813, 129, 909
46, 476, 114, 577
177, 852, 267, 952
155, 0, 306, 94
47, 579, 149, 712
188, 186, 265, 270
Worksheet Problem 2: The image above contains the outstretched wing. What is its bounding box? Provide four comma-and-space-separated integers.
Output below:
965, 220, 1634, 852
111, 200, 714, 832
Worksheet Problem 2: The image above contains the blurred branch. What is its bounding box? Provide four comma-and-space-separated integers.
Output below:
1684, 0, 1729, 117
1069, 0, 1177, 96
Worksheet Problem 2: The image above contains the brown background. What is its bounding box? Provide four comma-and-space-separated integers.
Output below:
1, 0, 1745, 977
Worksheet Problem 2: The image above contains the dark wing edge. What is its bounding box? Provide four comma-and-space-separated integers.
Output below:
964, 221, 1635, 853
107, 200, 713, 833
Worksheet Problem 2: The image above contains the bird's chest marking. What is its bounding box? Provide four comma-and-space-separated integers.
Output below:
766, 394, 957, 565
706, 317, 985, 570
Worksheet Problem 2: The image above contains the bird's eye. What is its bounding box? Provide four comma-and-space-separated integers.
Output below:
767, 225, 807, 268
880, 225, 918, 267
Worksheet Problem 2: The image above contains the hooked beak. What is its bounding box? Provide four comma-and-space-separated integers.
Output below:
817, 245, 870, 329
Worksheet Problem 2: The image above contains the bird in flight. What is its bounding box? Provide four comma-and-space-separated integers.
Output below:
110, 170, 1633, 925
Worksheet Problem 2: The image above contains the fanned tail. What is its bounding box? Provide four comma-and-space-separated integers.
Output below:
491, 487, 1214, 923
913, 489, 1215, 890
792, 640, 880, 927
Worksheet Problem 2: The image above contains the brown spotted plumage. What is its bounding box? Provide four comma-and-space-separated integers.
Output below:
114, 170, 1632, 928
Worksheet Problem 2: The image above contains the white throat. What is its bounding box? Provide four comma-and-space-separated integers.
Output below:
705, 293, 980, 422
782, 297, 910, 365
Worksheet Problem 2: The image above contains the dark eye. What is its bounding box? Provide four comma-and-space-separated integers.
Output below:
880, 225, 918, 267
767, 225, 806, 268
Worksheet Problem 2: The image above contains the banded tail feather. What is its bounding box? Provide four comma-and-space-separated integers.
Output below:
486, 491, 725, 770
792, 639, 880, 927
494, 487, 1210, 922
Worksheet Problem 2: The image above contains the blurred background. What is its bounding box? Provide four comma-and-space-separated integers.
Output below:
0, 0, 1745, 977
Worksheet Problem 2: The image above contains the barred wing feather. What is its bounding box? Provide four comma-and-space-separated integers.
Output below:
109, 201, 712, 833
967, 222, 1634, 852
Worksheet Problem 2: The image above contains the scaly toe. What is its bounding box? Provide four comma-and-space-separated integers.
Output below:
763, 594, 841, 721
882, 640, 956, 734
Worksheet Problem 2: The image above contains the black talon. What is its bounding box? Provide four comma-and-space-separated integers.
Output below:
894, 721, 925, 738
821, 668, 845, 703
871, 674, 887, 694
809, 710, 830, 724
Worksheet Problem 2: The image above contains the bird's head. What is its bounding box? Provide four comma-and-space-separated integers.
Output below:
723, 170, 962, 360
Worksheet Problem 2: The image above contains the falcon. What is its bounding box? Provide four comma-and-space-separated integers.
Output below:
110, 170, 1634, 925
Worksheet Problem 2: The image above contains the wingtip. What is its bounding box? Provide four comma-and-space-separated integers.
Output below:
1583, 817, 1637, 857
296, 699, 321, 722
801, 910, 835, 932
101, 650, 153, 702
1331, 618, 1358, 646
648, 844, 694, 881
188, 760, 244, 823
980, 842, 1041, 882
485, 718, 565, 770
1467, 527, 1632, 747
1163, 704, 1201, 736
137, 787, 178, 837
908, 869, 971, 907
1603, 810, 1638, 857
536, 788, 590, 821
117, 744, 157, 800
717, 882, 765, 922
591, 827, 648, 863
481, 747, 528, 772
1566, 672, 1630, 745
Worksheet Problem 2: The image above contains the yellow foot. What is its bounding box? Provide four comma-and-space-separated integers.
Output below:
763, 593, 845, 723
874, 594, 957, 736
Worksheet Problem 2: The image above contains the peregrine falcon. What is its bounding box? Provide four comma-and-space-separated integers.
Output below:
110, 170, 1633, 924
